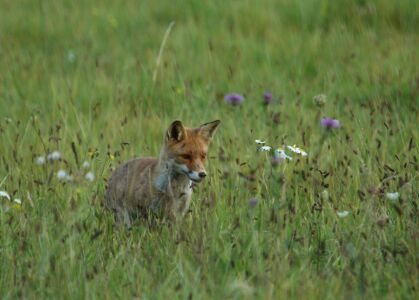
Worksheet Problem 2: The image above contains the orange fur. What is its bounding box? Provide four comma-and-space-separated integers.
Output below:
104, 120, 220, 226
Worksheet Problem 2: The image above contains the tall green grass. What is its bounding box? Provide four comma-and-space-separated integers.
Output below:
0, 0, 417, 298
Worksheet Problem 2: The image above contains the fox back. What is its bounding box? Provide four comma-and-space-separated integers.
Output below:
104, 120, 220, 226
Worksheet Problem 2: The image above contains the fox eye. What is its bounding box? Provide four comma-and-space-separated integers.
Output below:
201, 154, 207, 159
181, 154, 192, 160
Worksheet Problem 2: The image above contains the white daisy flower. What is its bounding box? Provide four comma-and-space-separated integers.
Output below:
47, 151, 61, 161
386, 192, 399, 202
287, 145, 308, 156
274, 149, 293, 160
0, 191, 11, 201
337, 211, 349, 218
82, 161, 90, 169
13, 198, 22, 205
57, 170, 72, 182
35, 156, 46, 165
85, 171, 95, 182
255, 139, 266, 145
257, 146, 272, 152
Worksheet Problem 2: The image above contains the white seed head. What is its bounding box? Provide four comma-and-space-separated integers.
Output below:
57, 170, 72, 181
82, 161, 90, 169
47, 151, 61, 161
85, 171, 95, 182
337, 211, 349, 218
386, 192, 399, 202
35, 156, 46, 165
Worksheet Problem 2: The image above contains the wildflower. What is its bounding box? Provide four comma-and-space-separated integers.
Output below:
337, 211, 349, 218
257, 146, 272, 152
13, 198, 22, 205
313, 94, 327, 106
35, 156, 46, 165
274, 149, 293, 161
57, 170, 72, 182
0, 191, 11, 201
47, 151, 61, 161
248, 198, 258, 207
224, 93, 244, 105
82, 161, 90, 169
67, 50, 76, 63
85, 171, 95, 182
287, 145, 308, 156
255, 139, 266, 145
263, 92, 272, 105
386, 192, 399, 202
320, 118, 341, 129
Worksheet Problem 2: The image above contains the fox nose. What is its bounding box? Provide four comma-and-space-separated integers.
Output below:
198, 172, 207, 178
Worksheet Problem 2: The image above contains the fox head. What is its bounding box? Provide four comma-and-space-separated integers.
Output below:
164, 120, 220, 183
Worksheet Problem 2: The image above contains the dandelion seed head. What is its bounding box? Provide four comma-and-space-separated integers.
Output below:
47, 151, 61, 161
35, 156, 46, 165
57, 170, 72, 182
85, 171, 95, 182
386, 192, 399, 202
82, 161, 90, 169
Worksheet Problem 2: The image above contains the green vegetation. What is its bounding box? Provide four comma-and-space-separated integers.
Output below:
0, 0, 417, 298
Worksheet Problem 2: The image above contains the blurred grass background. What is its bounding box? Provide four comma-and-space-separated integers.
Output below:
0, 0, 418, 299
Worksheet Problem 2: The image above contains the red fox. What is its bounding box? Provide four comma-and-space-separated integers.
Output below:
104, 120, 220, 226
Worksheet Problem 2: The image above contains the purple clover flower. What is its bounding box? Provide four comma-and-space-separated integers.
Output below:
263, 92, 272, 105
224, 93, 244, 105
320, 118, 341, 129
248, 198, 258, 207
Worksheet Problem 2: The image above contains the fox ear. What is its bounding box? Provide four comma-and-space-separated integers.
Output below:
199, 120, 221, 141
166, 120, 186, 142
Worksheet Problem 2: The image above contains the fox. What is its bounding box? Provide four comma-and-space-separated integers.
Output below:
104, 120, 220, 226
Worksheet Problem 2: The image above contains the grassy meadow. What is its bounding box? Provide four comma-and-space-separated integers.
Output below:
0, 0, 418, 298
